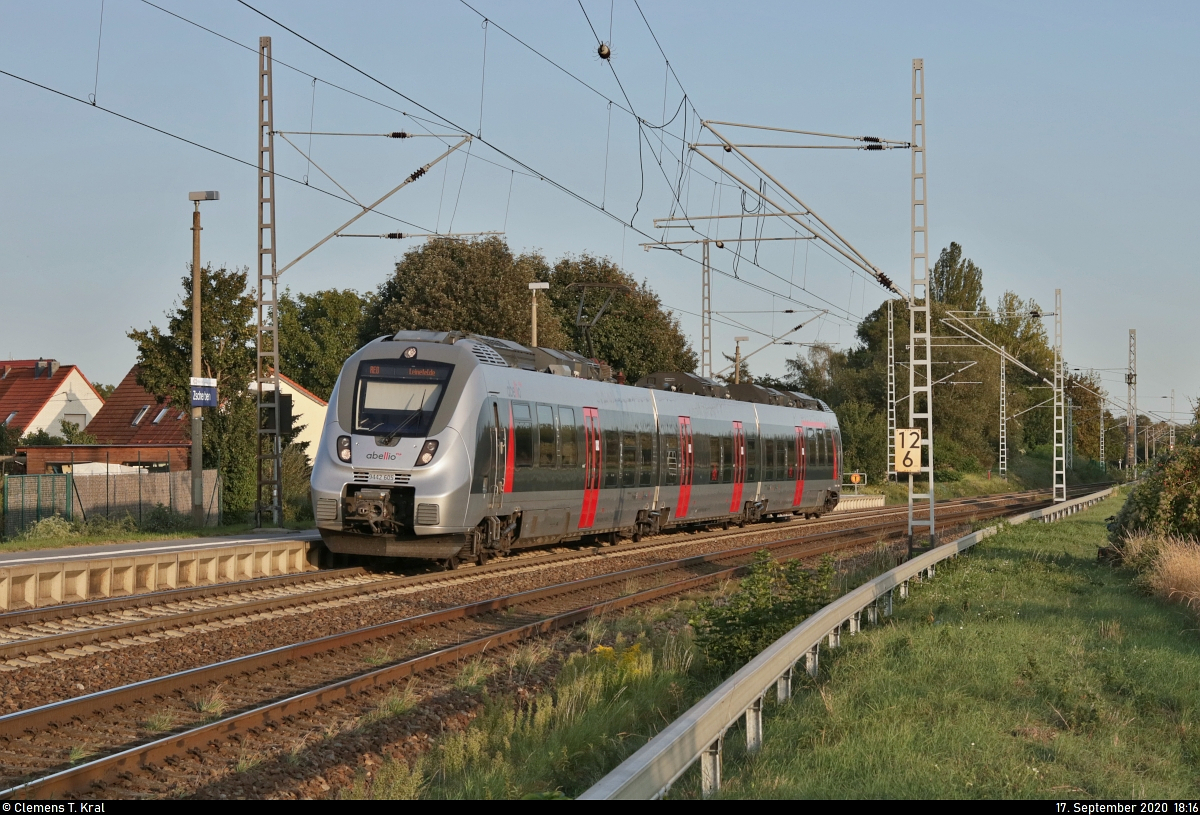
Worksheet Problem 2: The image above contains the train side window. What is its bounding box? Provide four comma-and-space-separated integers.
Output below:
639, 432, 654, 487
709, 436, 721, 483
622, 432, 637, 487
603, 429, 619, 488
787, 433, 795, 480
664, 432, 679, 486
764, 438, 775, 481
746, 435, 757, 482
536, 404, 556, 468
559, 407, 578, 467
721, 436, 733, 483
805, 427, 816, 470
512, 403, 533, 468
820, 428, 829, 467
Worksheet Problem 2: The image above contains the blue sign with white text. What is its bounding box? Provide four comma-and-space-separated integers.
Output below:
190, 377, 218, 408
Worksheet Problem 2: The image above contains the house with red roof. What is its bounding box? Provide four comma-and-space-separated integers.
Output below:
0, 359, 104, 438
17, 365, 191, 475
17, 365, 329, 474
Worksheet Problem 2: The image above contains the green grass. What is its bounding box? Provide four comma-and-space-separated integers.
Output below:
342, 614, 701, 800
699, 491, 1200, 799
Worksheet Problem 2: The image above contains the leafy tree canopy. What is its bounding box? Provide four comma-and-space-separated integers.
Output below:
128, 264, 258, 514
545, 254, 697, 383
280, 288, 370, 401
931, 241, 985, 312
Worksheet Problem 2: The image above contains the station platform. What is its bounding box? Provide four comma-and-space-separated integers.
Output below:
0, 529, 321, 611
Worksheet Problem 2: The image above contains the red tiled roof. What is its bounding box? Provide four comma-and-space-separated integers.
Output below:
0, 361, 93, 435
86, 366, 189, 446
279, 373, 328, 407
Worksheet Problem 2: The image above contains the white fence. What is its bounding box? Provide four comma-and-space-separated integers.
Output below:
581, 487, 1115, 799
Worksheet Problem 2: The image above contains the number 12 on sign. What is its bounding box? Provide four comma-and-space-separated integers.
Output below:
895, 428, 923, 474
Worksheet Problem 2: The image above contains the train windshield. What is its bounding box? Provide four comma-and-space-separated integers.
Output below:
353, 359, 455, 438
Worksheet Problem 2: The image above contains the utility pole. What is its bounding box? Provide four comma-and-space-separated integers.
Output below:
1170, 389, 1176, 451
256, 36, 283, 527
1126, 329, 1137, 476
1071, 397, 1077, 469
529, 282, 549, 346
1052, 289, 1065, 502
1099, 405, 1106, 472
189, 191, 218, 527
702, 240, 712, 378
999, 346, 1007, 478
734, 337, 749, 384
907, 57, 936, 552
887, 299, 897, 480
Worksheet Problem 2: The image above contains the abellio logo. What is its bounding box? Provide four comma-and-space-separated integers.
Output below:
364, 451, 398, 461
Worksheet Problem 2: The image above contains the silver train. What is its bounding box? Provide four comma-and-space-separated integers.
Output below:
310, 331, 843, 565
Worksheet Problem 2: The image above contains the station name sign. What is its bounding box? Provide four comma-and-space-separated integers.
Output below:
190, 377, 218, 407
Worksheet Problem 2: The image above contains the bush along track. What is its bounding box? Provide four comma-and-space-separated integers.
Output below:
686, 492, 1200, 800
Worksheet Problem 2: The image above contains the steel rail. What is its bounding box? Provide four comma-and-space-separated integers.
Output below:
0, 490, 1065, 660
580, 487, 1116, 799
0, 491, 1079, 798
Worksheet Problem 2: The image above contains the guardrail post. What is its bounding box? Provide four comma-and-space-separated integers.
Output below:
849, 610, 860, 635
746, 696, 764, 754
827, 625, 841, 649
805, 644, 819, 677
884, 590, 893, 616
928, 563, 936, 579
701, 737, 722, 798
866, 603, 878, 625
776, 666, 793, 702
899, 580, 909, 600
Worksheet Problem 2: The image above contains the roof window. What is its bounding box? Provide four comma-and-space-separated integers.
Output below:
132, 405, 151, 426
152, 408, 170, 425
3, 411, 15, 426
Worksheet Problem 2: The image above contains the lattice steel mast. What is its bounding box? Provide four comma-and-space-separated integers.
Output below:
999, 347, 1007, 477
256, 36, 283, 526
1099, 404, 1105, 472
1126, 329, 1137, 473
907, 58, 935, 550
887, 299, 897, 479
702, 241, 712, 378
1053, 288, 1065, 502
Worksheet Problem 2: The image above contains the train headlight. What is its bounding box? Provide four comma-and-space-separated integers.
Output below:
337, 435, 352, 462
416, 439, 439, 466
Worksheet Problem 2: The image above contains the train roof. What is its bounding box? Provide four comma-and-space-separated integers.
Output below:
381, 330, 828, 411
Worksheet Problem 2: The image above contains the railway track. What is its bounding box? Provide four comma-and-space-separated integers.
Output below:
0, 486, 1103, 799
0, 486, 1086, 667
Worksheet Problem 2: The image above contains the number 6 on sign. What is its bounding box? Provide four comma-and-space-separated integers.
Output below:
895, 428, 923, 474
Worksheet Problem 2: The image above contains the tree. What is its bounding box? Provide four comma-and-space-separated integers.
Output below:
362, 237, 567, 349
59, 419, 97, 445
128, 265, 259, 516
0, 424, 17, 456
931, 242, 985, 312
280, 288, 370, 401
545, 254, 696, 382
16, 428, 63, 447
91, 383, 117, 400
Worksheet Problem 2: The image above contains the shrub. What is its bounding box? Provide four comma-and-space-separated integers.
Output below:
689, 551, 834, 671
15, 514, 76, 540
1109, 443, 1200, 542
139, 503, 192, 532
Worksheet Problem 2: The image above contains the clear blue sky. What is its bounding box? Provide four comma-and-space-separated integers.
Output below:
1, 1, 1196, 421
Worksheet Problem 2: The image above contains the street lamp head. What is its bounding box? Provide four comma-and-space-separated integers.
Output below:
528, 282, 549, 291
734, 336, 749, 343
188, 191, 220, 202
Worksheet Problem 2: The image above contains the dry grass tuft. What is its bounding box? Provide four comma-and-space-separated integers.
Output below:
1141, 536, 1200, 611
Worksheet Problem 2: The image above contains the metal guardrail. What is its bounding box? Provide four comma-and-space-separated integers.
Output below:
580, 486, 1116, 800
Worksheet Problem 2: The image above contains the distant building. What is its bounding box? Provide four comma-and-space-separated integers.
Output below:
249, 373, 329, 463
0, 358, 104, 437
14, 365, 328, 474
19, 365, 190, 474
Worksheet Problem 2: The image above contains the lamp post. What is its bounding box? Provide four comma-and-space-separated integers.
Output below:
189, 190, 219, 527
529, 282, 549, 346
733, 337, 749, 384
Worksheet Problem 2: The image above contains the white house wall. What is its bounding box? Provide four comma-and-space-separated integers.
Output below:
27, 369, 104, 436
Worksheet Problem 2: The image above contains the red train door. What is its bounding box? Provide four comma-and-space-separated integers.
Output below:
792, 425, 807, 507
579, 407, 601, 528
676, 417, 693, 519
729, 421, 746, 513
